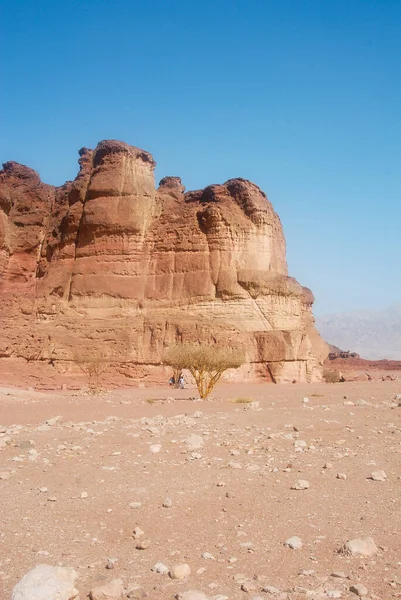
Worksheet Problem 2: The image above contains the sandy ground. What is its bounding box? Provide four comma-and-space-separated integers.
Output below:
1, 381, 401, 600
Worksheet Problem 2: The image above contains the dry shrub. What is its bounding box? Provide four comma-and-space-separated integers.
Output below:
323, 369, 341, 384
164, 344, 244, 399
73, 351, 110, 394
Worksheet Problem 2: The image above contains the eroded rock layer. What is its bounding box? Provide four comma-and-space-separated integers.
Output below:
0, 140, 327, 387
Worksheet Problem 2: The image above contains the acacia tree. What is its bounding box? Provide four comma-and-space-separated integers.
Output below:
164, 344, 244, 399
73, 351, 110, 394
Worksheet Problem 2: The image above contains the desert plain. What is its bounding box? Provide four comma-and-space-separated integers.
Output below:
1, 380, 401, 600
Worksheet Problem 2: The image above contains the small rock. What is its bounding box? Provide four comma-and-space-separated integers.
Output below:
46, 416, 63, 426
331, 572, 346, 578
127, 588, 148, 600
326, 591, 342, 599
284, 536, 302, 549
12, 565, 79, 600
185, 434, 204, 449
244, 401, 260, 411
323, 462, 333, 469
80, 491, 88, 499
294, 440, 307, 448
136, 539, 151, 550
163, 497, 172, 508
170, 563, 191, 580
339, 536, 378, 557
350, 583, 368, 597
132, 527, 145, 539
262, 585, 281, 594
370, 470, 386, 481
129, 502, 142, 509
291, 480, 309, 490
150, 444, 162, 454
89, 578, 124, 600
0, 471, 11, 480
179, 592, 209, 600
151, 562, 169, 574
336, 472, 347, 480
201, 552, 215, 560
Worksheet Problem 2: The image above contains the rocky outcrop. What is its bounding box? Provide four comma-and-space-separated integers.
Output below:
0, 140, 327, 387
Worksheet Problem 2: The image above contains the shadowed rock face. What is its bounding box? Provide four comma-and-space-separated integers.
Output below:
0, 140, 327, 387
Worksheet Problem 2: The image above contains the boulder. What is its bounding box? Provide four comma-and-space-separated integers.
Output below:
11, 564, 79, 600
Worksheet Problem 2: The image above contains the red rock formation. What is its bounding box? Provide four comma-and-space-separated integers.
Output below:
0, 140, 328, 387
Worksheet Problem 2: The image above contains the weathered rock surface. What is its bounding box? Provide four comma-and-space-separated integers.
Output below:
11, 564, 79, 600
0, 140, 327, 386
339, 536, 378, 557
89, 578, 124, 600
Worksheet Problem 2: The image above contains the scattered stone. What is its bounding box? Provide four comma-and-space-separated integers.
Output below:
150, 444, 162, 454
241, 582, 258, 592
201, 552, 215, 560
151, 562, 169, 574
127, 588, 148, 600
132, 527, 145, 539
11, 564, 79, 600
262, 585, 281, 594
339, 537, 378, 557
178, 592, 209, 600
323, 462, 333, 469
89, 578, 124, 600
170, 563, 191, 580
336, 472, 347, 480
370, 470, 387, 481
0, 471, 11, 480
136, 539, 151, 550
284, 536, 302, 549
163, 497, 172, 508
244, 401, 260, 411
294, 440, 307, 448
326, 591, 342, 599
129, 502, 142, 509
291, 479, 310, 490
350, 583, 368, 597
106, 558, 118, 569
46, 416, 63, 426
185, 434, 204, 450
80, 491, 88, 499
331, 572, 346, 578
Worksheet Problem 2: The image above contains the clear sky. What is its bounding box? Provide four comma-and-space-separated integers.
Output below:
1, 0, 400, 315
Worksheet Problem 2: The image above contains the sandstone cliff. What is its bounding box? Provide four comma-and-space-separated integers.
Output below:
0, 140, 327, 387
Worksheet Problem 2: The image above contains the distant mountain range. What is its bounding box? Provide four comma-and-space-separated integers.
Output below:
316, 304, 401, 360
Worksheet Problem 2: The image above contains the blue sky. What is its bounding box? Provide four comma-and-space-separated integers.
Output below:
1, 0, 400, 315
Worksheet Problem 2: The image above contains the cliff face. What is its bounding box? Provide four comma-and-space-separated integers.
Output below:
0, 140, 327, 387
